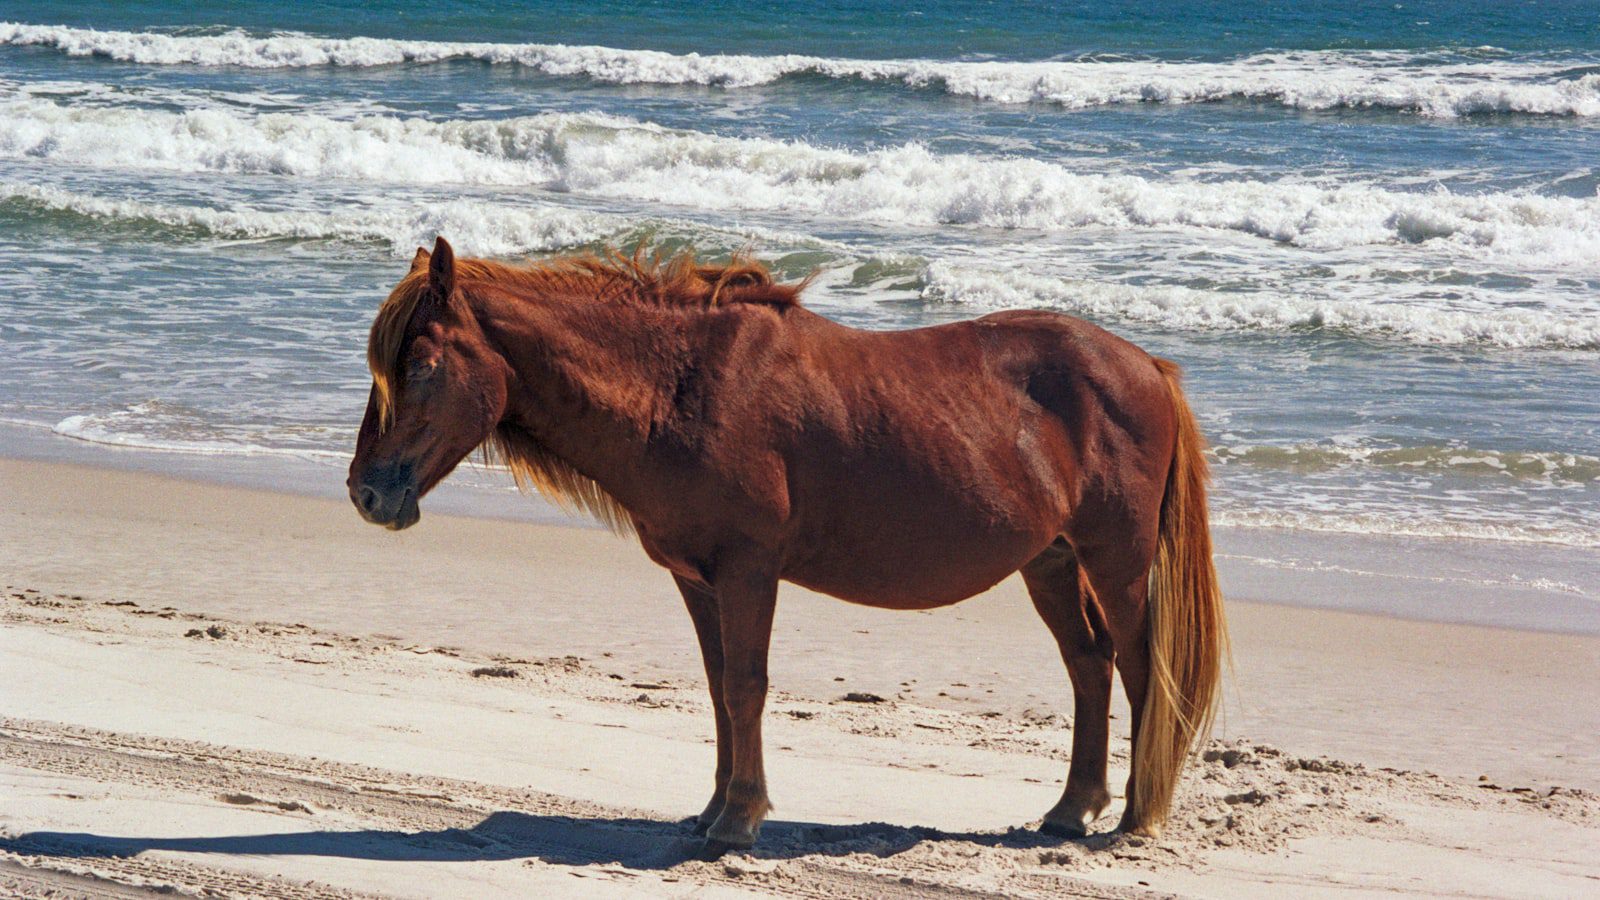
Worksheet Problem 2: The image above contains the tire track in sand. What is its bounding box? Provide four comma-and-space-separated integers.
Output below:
0, 718, 1150, 898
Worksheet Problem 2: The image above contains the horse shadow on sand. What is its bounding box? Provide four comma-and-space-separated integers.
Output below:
1, 810, 1131, 871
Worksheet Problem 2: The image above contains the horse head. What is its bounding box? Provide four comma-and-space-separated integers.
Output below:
348, 237, 509, 529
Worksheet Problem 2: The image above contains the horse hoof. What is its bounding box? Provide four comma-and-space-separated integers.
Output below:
706, 817, 760, 851
696, 838, 738, 861
1116, 814, 1161, 839
1039, 818, 1090, 839
691, 817, 711, 836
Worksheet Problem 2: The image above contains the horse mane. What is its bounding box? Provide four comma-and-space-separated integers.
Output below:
481, 422, 637, 533
366, 247, 808, 532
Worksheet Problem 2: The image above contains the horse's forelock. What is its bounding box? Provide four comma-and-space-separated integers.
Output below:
367, 269, 432, 433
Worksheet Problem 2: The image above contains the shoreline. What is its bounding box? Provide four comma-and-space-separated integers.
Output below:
3, 419, 1597, 636
3, 453, 1597, 792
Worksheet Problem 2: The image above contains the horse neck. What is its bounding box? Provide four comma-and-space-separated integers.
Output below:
472, 285, 682, 500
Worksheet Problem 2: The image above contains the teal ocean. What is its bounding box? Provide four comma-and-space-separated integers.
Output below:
2, 1, 1598, 552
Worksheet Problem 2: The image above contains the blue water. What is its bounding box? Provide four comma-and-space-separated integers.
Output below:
15, 1, 1600, 57
1, 0, 1598, 554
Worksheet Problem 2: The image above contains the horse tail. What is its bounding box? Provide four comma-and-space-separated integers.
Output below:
1131, 358, 1230, 833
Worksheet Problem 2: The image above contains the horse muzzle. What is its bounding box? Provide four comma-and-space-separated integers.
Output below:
350, 463, 421, 530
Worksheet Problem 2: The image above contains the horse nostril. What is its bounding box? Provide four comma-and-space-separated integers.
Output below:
357, 484, 380, 515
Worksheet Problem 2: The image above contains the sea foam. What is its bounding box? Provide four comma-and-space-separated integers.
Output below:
920, 261, 1600, 351
1209, 441, 1600, 485
9, 176, 1596, 350
0, 183, 618, 257
0, 181, 845, 262
1211, 506, 1600, 549
48, 401, 347, 459
6, 95, 1600, 349
4, 22, 1598, 117
4, 98, 1598, 274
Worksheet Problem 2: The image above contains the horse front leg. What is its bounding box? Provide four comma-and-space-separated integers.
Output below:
674, 574, 731, 834
700, 560, 779, 855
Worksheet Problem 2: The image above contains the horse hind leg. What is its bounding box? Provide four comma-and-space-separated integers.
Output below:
1074, 539, 1158, 836
1019, 537, 1115, 837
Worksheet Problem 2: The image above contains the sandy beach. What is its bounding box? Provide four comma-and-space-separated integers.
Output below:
2, 456, 1597, 898
7, 2, 1600, 896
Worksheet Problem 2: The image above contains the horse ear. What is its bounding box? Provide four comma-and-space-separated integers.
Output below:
429, 236, 455, 297
409, 247, 430, 273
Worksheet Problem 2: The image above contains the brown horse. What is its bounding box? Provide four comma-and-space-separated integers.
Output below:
348, 237, 1227, 854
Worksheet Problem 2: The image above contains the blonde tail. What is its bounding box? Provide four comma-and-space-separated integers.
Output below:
1130, 359, 1230, 833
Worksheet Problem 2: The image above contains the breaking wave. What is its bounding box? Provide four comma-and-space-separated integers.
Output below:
3, 99, 1598, 275
919, 262, 1600, 351
0, 183, 618, 257
7, 178, 1597, 350
0, 181, 852, 272
4, 22, 1599, 117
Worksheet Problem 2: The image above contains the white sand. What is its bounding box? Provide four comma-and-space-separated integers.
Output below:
2, 458, 1597, 898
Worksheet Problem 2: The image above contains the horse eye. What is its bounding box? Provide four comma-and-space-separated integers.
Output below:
407, 358, 438, 380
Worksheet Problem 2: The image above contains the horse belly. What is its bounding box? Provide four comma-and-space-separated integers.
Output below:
779, 416, 1072, 608
783, 511, 1053, 610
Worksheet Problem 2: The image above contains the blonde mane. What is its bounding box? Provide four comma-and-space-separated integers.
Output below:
481, 423, 637, 533
365, 248, 806, 532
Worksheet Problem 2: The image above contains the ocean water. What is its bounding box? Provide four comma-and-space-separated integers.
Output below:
1, 1, 1598, 556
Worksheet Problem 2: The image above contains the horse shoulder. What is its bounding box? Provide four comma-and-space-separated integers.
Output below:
634, 306, 818, 552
